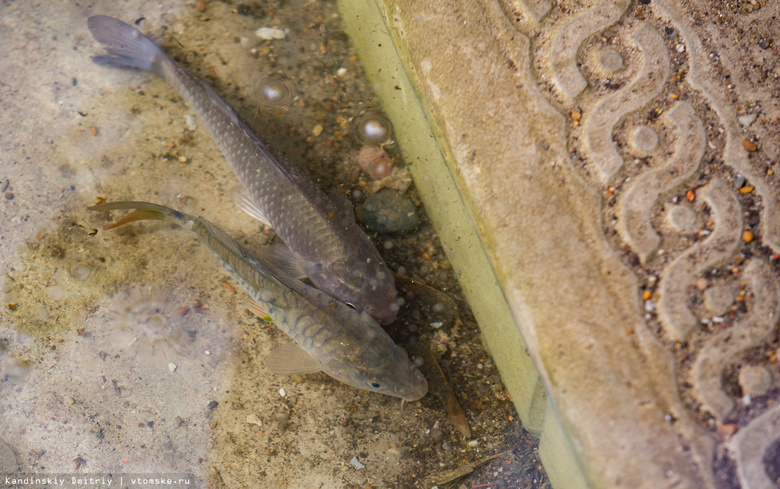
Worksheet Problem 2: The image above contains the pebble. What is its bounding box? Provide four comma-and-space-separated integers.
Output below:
255, 27, 286, 40
741, 138, 758, 152
357, 189, 420, 234
312, 124, 323, 137
279, 387, 286, 397
349, 456, 365, 470
743, 230, 754, 243
246, 413, 263, 427
738, 113, 757, 127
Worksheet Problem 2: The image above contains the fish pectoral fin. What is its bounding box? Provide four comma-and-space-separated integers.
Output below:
264, 342, 322, 375
232, 189, 272, 227
258, 243, 310, 280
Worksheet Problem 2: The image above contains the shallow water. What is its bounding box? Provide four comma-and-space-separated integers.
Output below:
0, 1, 549, 487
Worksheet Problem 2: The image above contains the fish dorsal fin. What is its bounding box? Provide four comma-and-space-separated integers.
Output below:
265, 342, 322, 375
232, 189, 273, 227
257, 243, 310, 280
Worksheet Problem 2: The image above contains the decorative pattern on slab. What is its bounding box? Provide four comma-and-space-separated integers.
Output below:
583, 23, 670, 184
549, 0, 630, 100
616, 101, 704, 263
485, 0, 780, 484
656, 180, 743, 342
692, 259, 780, 421
656, 0, 780, 254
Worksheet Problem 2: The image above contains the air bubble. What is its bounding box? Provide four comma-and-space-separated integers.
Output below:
354, 110, 392, 145
256, 74, 294, 109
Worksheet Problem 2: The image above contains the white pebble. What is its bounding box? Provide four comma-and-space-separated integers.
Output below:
246, 413, 263, 427
336, 67, 347, 77
279, 387, 286, 397
168, 362, 178, 372
185, 114, 197, 131
255, 27, 286, 40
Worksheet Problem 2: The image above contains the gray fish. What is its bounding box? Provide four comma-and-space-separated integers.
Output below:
87, 15, 399, 324
89, 201, 427, 401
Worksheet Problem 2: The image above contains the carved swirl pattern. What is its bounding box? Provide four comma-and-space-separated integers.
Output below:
616, 101, 705, 263
498, 0, 780, 485
656, 179, 743, 342
550, 0, 630, 100
584, 23, 671, 184
692, 259, 780, 421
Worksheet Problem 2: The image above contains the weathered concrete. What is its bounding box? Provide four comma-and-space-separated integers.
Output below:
341, 0, 780, 487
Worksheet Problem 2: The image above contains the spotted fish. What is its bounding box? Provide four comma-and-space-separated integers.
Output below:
87, 15, 399, 324
89, 201, 427, 400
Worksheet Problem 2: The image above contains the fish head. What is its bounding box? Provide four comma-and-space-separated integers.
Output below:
323, 315, 427, 401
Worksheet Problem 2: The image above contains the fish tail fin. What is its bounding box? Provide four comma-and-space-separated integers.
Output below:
87, 16, 165, 75
88, 201, 194, 229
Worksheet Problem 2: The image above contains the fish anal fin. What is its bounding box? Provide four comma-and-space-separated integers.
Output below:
242, 295, 271, 320
265, 342, 322, 375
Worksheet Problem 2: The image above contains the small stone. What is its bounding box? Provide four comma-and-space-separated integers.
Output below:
743, 230, 754, 243
357, 189, 420, 234
739, 186, 754, 194
178, 156, 188, 163
246, 413, 263, 427
168, 362, 178, 372
312, 124, 323, 137
738, 113, 757, 127
738, 365, 772, 396
742, 138, 758, 152
278, 387, 286, 397
255, 27, 286, 40
676, 43, 685, 53
733, 175, 746, 188
63, 395, 75, 405
336, 67, 347, 77
349, 456, 365, 470
207, 400, 219, 410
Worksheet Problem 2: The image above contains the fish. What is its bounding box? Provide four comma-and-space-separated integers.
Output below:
88, 201, 427, 401
87, 15, 399, 324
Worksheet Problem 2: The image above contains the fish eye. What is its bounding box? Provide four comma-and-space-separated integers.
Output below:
367, 380, 382, 389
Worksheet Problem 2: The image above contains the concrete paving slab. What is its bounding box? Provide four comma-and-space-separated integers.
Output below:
346, 0, 780, 487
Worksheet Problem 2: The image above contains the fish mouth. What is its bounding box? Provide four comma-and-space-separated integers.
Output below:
402, 378, 429, 401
